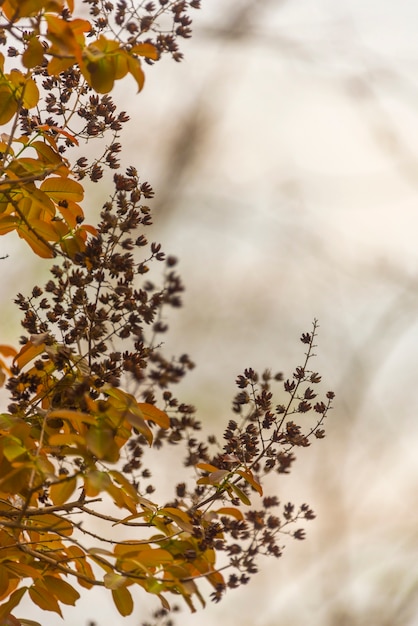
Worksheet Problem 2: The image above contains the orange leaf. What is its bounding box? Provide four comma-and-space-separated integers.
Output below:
196, 462, 221, 473
137, 403, 170, 429
13, 341, 45, 370
0, 345, 17, 358
130, 43, 159, 60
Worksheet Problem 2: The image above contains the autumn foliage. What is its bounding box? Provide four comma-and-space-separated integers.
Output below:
0, 1, 334, 624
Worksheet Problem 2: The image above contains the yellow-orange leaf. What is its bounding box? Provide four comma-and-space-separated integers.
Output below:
84, 470, 111, 496
57, 200, 84, 228
0, 345, 17, 358
159, 507, 193, 532
104, 573, 127, 590
22, 37, 45, 69
43, 576, 80, 606
30, 140, 69, 172
48, 433, 85, 448
0, 85, 17, 125
29, 581, 62, 616
126, 55, 145, 93
28, 513, 73, 536
137, 403, 170, 429
40, 176, 84, 202
16, 224, 56, 258
236, 469, 263, 495
85, 426, 120, 461
1, 0, 64, 20
215, 507, 244, 521
130, 42, 159, 60
196, 462, 222, 473
14, 341, 45, 370
47, 409, 97, 426
0, 216, 17, 235
104, 387, 153, 445
135, 548, 173, 568
0, 587, 27, 622
112, 586, 133, 617
49, 476, 77, 506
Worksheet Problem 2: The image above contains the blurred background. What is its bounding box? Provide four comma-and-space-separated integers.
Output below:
2, 0, 418, 624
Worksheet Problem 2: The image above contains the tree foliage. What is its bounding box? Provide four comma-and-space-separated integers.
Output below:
0, 0, 334, 624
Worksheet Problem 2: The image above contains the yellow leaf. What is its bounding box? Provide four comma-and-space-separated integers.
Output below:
112, 586, 133, 617
0, 216, 17, 236
29, 581, 62, 615
134, 548, 173, 568
7, 72, 39, 109
105, 387, 153, 445
49, 476, 77, 506
28, 513, 73, 536
16, 223, 56, 258
48, 433, 85, 448
0, 85, 17, 124
0, 587, 28, 622
22, 37, 45, 69
103, 572, 127, 590
84, 470, 111, 496
0, 566, 9, 597
30, 140, 69, 173
215, 507, 244, 521
85, 426, 120, 461
230, 483, 251, 506
40, 176, 84, 202
126, 55, 145, 93
47, 409, 97, 427
57, 200, 84, 228
159, 507, 194, 533
43, 576, 80, 606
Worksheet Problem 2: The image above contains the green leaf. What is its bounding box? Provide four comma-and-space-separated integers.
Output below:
103, 572, 127, 590
230, 483, 251, 506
